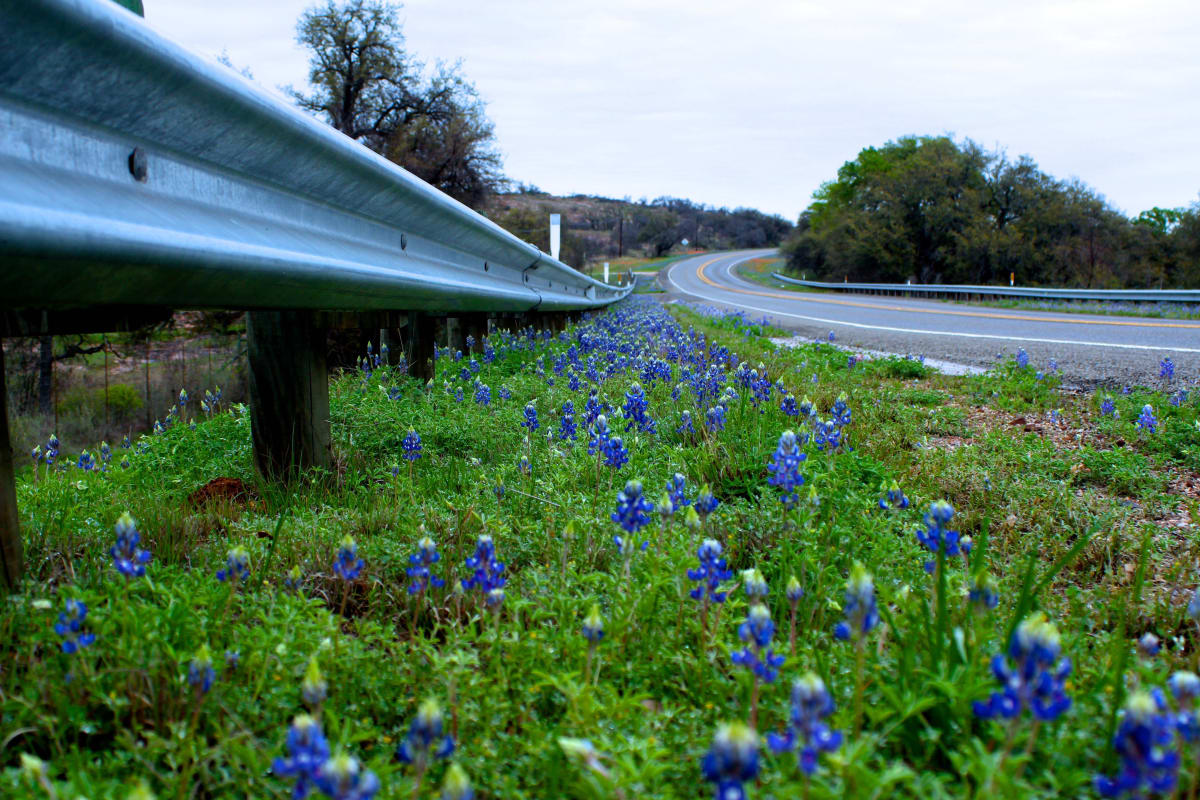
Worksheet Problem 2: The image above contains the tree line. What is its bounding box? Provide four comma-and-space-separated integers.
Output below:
782, 136, 1200, 288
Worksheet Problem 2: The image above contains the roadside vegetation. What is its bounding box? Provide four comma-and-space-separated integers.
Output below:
3, 298, 1199, 799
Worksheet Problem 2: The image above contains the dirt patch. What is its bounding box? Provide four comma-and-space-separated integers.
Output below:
188, 477, 257, 508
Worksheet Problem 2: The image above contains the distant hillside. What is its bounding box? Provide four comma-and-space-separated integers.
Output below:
484, 190, 792, 269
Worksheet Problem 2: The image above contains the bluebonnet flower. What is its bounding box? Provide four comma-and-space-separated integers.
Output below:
273, 714, 330, 800
666, 472, 690, 509
402, 429, 423, 461
786, 575, 804, 650
767, 673, 843, 776
188, 644, 216, 694
333, 536, 364, 581
407, 535, 444, 594
521, 402, 539, 432
54, 599, 96, 654
217, 545, 251, 583
813, 419, 844, 452
766, 430, 807, 509
678, 410, 695, 435
732, 604, 785, 683
492, 478, 505, 500
915, 500, 966, 572
1137, 404, 1158, 433
440, 764, 473, 800
1035, 371, 1045, 381
878, 480, 909, 511
312, 753, 380, 800
468, 357, 480, 375
968, 572, 1000, 612
701, 722, 759, 800
30, 444, 41, 465
497, 385, 511, 400
582, 603, 605, 643
830, 394, 851, 427
99, 441, 111, 470
473, 382, 491, 406
302, 655, 327, 708
1016, 348, 1029, 369
658, 492, 675, 522
225, 649, 240, 669
603, 435, 629, 470
828, 331, 836, 342
110, 511, 152, 578
452, 349, 463, 362
780, 392, 799, 417
76, 450, 96, 472
485, 587, 505, 608
1137, 632, 1161, 658
973, 612, 1071, 721
121, 435, 131, 449
612, 480, 653, 553
45, 433, 60, 466
687, 539, 732, 605
1095, 689, 1180, 798
397, 699, 455, 769
694, 484, 719, 520
1170, 671, 1200, 745
453, 387, 463, 403
1160, 357, 1175, 381
558, 401, 577, 441
1171, 390, 1189, 407
568, 370, 581, 392
177, 388, 188, 411
705, 404, 726, 433
1048, 358, 1058, 373
622, 383, 656, 434
1100, 396, 1117, 417
742, 568, 769, 603
518, 454, 531, 476
787, 575, 804, 605
462, 535, 506, 597
834, 562, 879, 642
799, 396, 814, 417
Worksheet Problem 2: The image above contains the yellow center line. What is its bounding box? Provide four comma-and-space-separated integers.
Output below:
692, 257, 1200, 330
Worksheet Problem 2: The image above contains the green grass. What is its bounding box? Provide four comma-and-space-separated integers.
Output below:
3, 298, 1198, 799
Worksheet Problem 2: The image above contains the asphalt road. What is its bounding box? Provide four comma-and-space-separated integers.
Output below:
662, 250, 1200, 388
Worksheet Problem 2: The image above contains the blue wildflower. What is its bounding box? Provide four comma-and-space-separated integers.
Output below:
473, 382, 491, 406
397, 699, 455, 769
54, 599, 96, 654
272, 714, 330, 800
517, 454, 531, 475
732, 603, 785, 683
780, 393, 799, 417
834, 562, 879, 642
1137, 404, 1158, 433
402, 429, 423, 461
302, 655, 327, 708
44, 434, 60, 466
701, 722, 759, 800
766, 430, 807, 509
694, 484, 719, 520
687, 539, 732, 605
612, 480, 654, 537
312, 753, 380, 800
440, 764, 473, 800
188, 644, 216, 694
742, 568, 769, 603
678, 410, 695, 435
110, 511, 152, 578
878, 480, 909, 511
915, 500, 966, 572
407, 534, 444, 594
1161, 357, 1175, 381
666, 472, 691, 509
582, 603, 605, 643
462, 535, 506, 597
1096, 689, 1179, 798
521, 402, 539, 432
973, 612, 1071, 722
705, 404, 726, 433
1016, 348, 1029, 369
497, 385, 511, 400
767, 672, 843, 776
622, 383, 656, 434
1138, 633, 1161, 658
603, 435, 629, 470
333, 536, 364, 581
1100, 396, 1117, 417
558, 401, 577, 441
217, 545, 250, 583
76, 450, 96, 472
968, 572, 1000, 612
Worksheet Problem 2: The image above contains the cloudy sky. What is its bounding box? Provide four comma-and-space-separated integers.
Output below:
143, 0, 1200, 221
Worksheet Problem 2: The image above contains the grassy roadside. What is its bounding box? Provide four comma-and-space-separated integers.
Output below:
3, 298, 1198, 798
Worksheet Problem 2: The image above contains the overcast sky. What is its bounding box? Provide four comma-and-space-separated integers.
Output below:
143, 0, 1200, 221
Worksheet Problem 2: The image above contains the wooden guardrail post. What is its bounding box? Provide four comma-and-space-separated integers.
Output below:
0, 342, 23, 588
409, 312, 436, 383
246, 311, 331, 479
460, 312, 489, 353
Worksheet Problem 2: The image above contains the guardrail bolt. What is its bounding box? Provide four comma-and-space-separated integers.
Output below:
128, 147, 148, 182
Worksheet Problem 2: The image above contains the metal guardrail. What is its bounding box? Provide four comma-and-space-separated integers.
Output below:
0, 0, 633, 587
770, 274, 1200, 304
0, 0, 631, 314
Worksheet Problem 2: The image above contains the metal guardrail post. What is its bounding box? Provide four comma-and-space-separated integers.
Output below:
0, 343, 22, 589
246, 311, 332, 479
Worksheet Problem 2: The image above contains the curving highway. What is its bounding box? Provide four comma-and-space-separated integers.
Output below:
663, 250, 1200, 386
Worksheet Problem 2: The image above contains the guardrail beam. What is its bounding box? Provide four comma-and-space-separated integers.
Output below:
246, 311, 331, 479
0, 343, 22, 589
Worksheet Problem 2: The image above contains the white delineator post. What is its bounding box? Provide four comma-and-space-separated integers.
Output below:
603, 262, 610, 283
550, 214, 561, 261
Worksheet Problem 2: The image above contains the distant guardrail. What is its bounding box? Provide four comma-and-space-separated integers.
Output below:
0, 0, 631, 586
770, 274, 1200, 304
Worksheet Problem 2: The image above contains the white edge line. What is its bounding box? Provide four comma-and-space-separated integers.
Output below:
664, 254, 1200, 354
